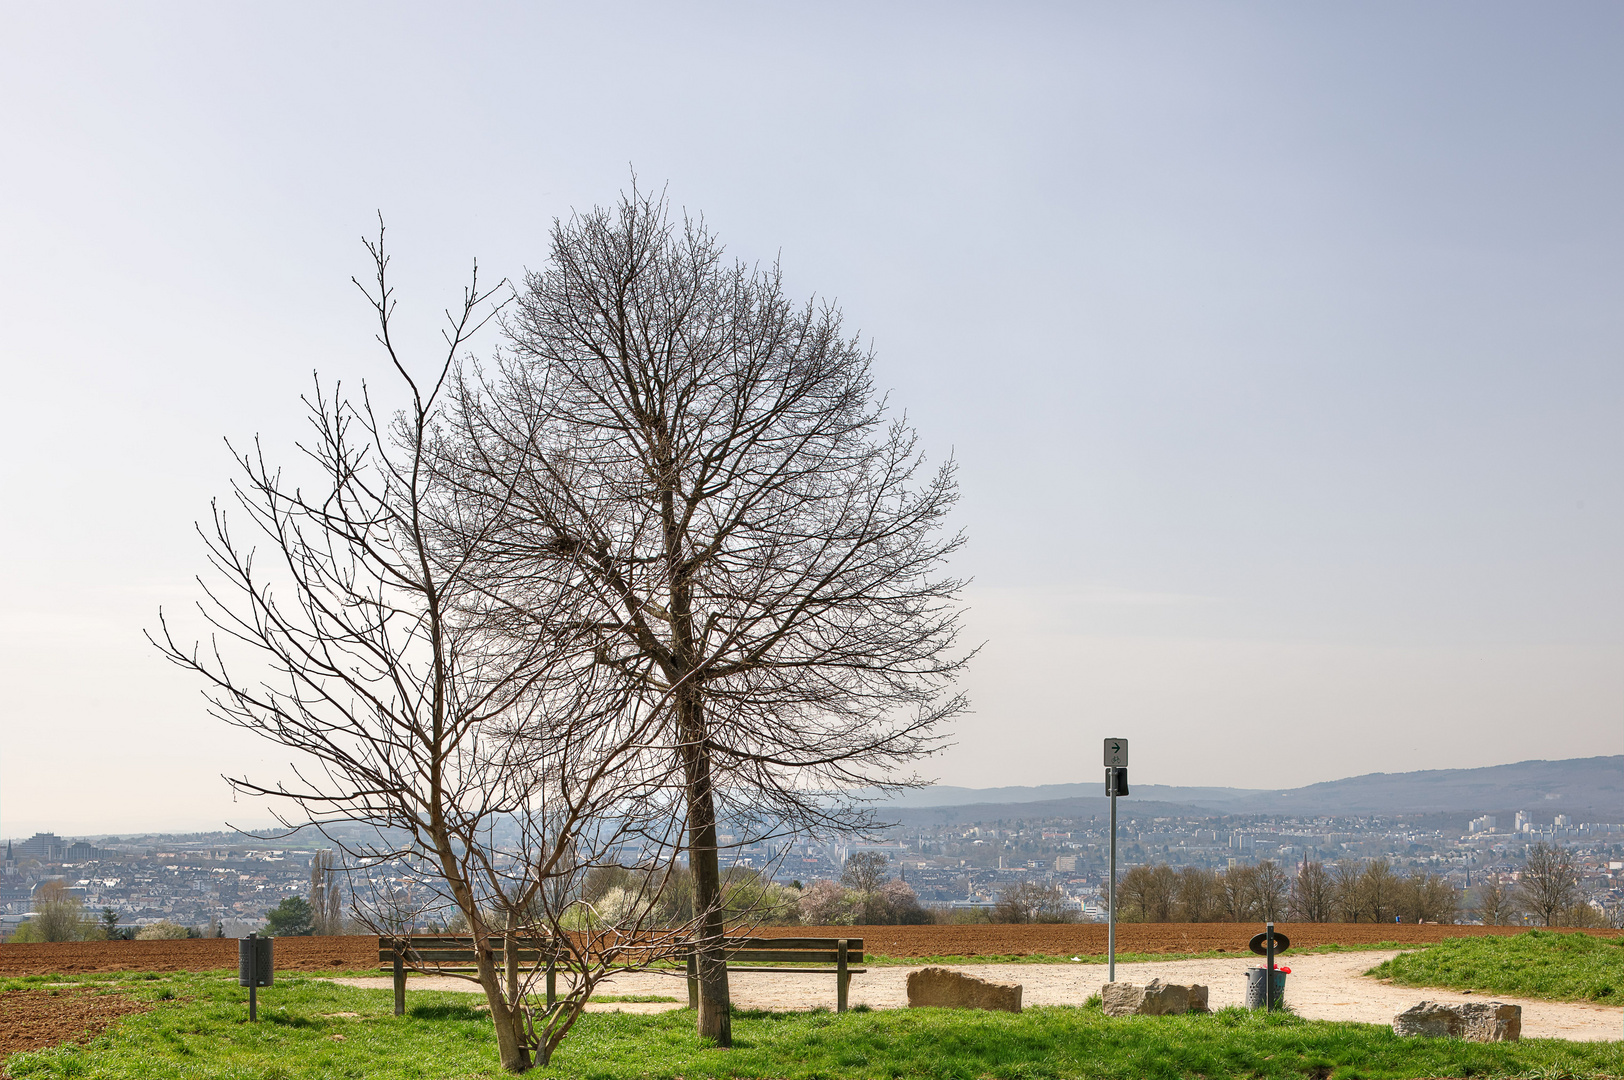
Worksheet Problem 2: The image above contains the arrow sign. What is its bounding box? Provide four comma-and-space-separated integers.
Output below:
1104, 739, 1128, 768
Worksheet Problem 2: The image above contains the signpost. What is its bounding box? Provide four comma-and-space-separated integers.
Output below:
1104, 738, 1128, 983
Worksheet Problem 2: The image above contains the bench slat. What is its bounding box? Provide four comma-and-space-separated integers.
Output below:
719, 937, 863, 950
726, 966, 868, 974
380, 948, 558, 954
719, 950, 864, 964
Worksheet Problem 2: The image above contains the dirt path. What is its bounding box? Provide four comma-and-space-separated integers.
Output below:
332, 951, 1624, 1039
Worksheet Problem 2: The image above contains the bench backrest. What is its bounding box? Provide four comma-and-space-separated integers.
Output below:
706, 936, 865, 965
377, 935, 557, 964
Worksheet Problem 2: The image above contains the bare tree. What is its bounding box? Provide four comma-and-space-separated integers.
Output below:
1471, 878, 1520, 926
310, 850, 345, 935
1517, 843, 1580, 926
437, 184, 969, 1044
1396, 872, 1459, 924
1289, 861, 1335, 923
1119, 864, 1179, 922
841, 852, 890, 924
1253, 860, 1288, 922
1359, 859, 1400, 924
29, 881, 90, 942
152, 231, 697, 1073
1218, 864, 1259, 922
1176, 866, 1221, 922
993, 881, 1076, 924
1330, 861, 1365, 922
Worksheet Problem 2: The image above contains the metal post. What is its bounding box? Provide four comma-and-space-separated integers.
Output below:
1108, 773, 1117, 985
249, 980, 257, 1022
1265, 921, 1276, 1012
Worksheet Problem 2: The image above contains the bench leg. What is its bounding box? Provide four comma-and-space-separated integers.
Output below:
837, 939, 849, 1013
546, 961, 557, 1009
393, 951, 405, 1017
686, 951, 698, 1010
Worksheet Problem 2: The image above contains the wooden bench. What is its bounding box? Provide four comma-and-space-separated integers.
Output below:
378, 935, 559, 1016
685, 937, 865, 1012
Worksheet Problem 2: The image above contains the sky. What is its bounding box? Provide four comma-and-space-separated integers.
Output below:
1, 2, 1619, 836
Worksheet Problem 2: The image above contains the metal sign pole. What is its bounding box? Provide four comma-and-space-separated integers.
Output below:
1108, 781, 1117, 984
1103, 738, 1127, 985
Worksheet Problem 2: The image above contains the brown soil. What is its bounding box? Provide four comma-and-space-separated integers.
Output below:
0, 936, 375, 976
0, 988, 150, 1058
2, 924, 1616, 977
738, 922, 1624, 958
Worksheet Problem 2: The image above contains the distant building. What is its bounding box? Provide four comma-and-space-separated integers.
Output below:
1554, 814, 1571, 828
1468, 815, 1497, 833
1514, 811, 1531, 833
1053, 855, 1078, 873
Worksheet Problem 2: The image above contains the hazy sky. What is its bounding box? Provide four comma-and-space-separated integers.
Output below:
2, 3, 1619, 835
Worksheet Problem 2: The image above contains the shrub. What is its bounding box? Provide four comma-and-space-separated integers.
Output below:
135, 921, 192, 940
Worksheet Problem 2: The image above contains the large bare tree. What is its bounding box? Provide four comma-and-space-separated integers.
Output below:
438, 186, 969, 1043
153, 230, 696, 1072
1517, 843, 1580, 926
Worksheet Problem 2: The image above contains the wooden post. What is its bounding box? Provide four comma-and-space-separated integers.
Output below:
546, 958, 557, 1008
685, 949, 698, 1010
837, 938, 849, 1013
392, 946, 405, 1016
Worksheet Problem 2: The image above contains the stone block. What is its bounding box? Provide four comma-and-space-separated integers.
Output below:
907, 966, 1022, 1012
1393, 1001, 1521, 1042
1101, 978, 1208, 1017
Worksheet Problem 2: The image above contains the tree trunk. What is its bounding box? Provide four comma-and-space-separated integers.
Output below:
679, 692, 732, 1047
477, 957, 533, 1072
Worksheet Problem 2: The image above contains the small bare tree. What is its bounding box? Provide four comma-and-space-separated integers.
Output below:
993, 881, 1076, 924
153, 230, 696, 1073
1329, 861, 1363, 921
309, 850, 345, 936
1176, 866, 1221, 922
1119, 864, 1179, 922
438, 183, 970, 1044
1218, 864, 1259, 922
1359, 859, 1400, 924
1517, 843, 1580, 926
1252, 860, 1289, 922
1289, 861, 1335, 923
1471, 877, 1519, 926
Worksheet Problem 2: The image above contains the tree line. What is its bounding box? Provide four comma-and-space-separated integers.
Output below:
1115, 844, 1616, 927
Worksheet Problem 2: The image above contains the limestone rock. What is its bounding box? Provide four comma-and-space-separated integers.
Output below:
1393, 1001, 1521, 1042
906, 966, 1022, 1012
1101, 978, 1209, 1017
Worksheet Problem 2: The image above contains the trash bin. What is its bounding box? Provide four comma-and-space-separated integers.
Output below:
1245, 966, 1286, 1010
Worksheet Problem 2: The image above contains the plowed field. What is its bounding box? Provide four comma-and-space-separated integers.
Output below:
0, 988, 150, 1057
745, 922, 1623, 958
0, 936, 373, 976
4, 924, 1617, 976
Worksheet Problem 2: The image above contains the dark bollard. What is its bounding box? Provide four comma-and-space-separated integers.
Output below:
239, 932, 274, 1020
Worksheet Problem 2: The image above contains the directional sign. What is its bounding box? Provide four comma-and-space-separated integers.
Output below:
1104, 738, 1128, 768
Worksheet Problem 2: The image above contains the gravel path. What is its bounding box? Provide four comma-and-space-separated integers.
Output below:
331, 950, 1623, 1039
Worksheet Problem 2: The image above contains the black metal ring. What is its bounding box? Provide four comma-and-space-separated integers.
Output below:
1248, 931, 1290, 956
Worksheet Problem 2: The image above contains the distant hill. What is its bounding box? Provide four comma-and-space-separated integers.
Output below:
882, 756, 1624, 822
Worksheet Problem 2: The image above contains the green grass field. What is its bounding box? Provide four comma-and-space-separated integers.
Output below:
5, 970, 1624, 1080
1366, 929, 1624, 1005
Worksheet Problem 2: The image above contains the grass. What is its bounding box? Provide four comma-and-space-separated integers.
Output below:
1366, 929, 1624, 1005
4, 970, 1623, 1079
